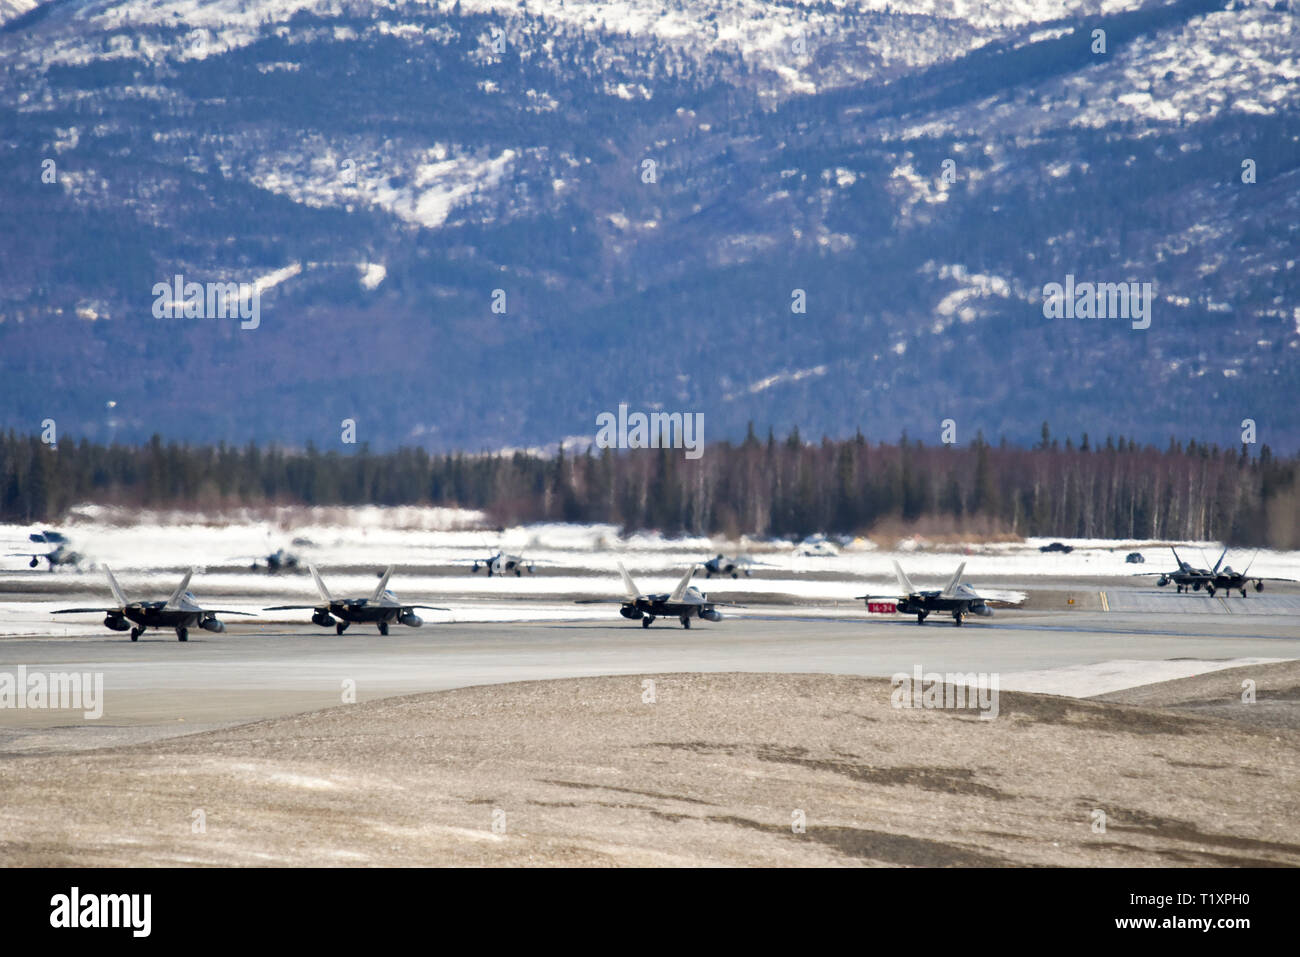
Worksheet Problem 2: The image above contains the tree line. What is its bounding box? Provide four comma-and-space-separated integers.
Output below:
1, 425, 1297, 547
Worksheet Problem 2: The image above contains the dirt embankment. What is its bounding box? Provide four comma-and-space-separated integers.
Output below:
2, 670, 1297, 866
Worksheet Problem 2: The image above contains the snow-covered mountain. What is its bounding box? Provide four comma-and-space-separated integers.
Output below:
0, 0, 1297, 450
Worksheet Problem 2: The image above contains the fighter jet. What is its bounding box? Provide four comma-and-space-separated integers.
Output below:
575, 563, 739, 629
465, 550, 537, 577
265, 564, 448, 635
1205, 551, 1295, 598
52, 567, 250, 641
858, 561, 998, 626
796, 535, 840, 557
9, 531, 82, 570
251, 548, 300, 574
701, 554, 775, 578
1136, 547, 1221, 593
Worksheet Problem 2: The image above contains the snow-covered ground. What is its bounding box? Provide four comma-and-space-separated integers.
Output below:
5, 510, 1298, 586
2, 509, 1297, 637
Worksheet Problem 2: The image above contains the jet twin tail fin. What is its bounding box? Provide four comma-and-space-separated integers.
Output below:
941, 562, 967, 598
669, 565, 698, 603
164, 568, 195, 608
371, 565, 394, 601
892, 561, 917, 596
104, 566, 129, 608
617, 562, 642, 600
309, 564, 332, 603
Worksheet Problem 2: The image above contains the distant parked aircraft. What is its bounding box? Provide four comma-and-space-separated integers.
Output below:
251, 548, 301, 573
458, 550, 538, 577
9, 531, 82, 570
702, 554, 775, 578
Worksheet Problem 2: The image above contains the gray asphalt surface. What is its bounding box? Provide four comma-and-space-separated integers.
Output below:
2, 608, 1297, 753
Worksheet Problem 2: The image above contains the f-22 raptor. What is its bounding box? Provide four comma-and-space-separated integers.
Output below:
859, 561, 997, 626
9, 531, 82, 570
53, 567, 251, 641
265, 565, 448, 635
576, 563, 738, 629
1142, 547, 1296, 597
701, 554, 774, 578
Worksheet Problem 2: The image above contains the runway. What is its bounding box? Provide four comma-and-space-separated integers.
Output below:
3, 609, 1297, 754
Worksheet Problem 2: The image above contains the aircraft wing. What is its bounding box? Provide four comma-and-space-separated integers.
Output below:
52, 607, 119, 614
574, 598, 629, 604
203, 610, 257, 616
855, 594, 900, 600
1251, 577, 1297, 583
406, 604, 451, 611
263, 604, 326, 611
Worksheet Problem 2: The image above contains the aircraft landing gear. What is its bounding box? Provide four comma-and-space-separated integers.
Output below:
130, 627, 141, 641
916, 612, 928, 625
176, 627, 188, 642
953, 612, 963, 627
641, 616, 654, 628
378, 622, 389, 635
29, 557, 38, 568
336, 621, 348, 635
680, 615, 691, 629
1206, 585, 1215, 597
1176, 584, 1184, 593
1241, 588, 1248, 598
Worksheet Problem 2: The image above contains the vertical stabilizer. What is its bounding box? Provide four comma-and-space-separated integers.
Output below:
941, 562, 967, 597
617, 562, 642, 600
892, 561, 917, 596
669, 565, 698, 602
371, 565, 394, 601
104, 566, 129, 608
308, 564, 332, 603
165, 568, 195, 608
